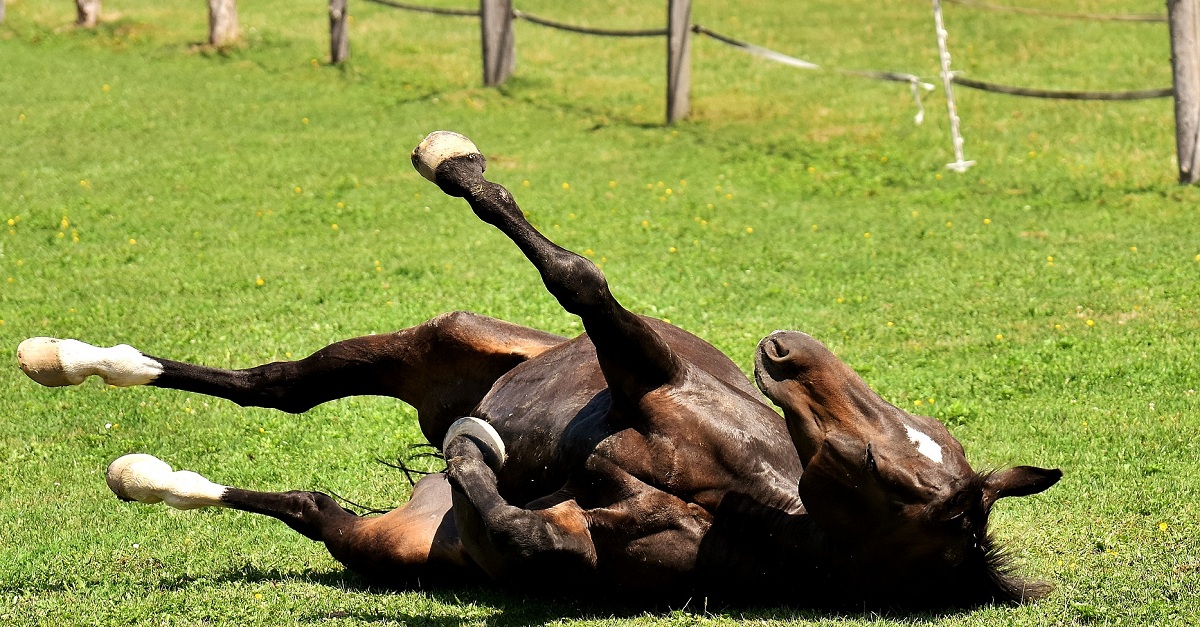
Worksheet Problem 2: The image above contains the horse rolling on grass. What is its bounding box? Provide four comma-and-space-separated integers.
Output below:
17, 131, 1061, 609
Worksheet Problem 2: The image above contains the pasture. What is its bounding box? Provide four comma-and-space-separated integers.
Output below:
1, 0, 1197, 624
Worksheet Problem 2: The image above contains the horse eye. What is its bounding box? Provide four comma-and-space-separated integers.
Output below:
865, 443, 878, 473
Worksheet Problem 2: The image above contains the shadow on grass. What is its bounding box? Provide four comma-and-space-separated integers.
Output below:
176, 564, 959, 624
0, 564, 973, 623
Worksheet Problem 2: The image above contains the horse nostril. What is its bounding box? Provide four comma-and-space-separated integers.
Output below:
769, 337, 790, 360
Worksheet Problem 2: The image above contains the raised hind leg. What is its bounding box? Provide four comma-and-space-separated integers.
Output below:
106, 453, 483, 587
17, 311, 563, 445
413, 132, 684, 407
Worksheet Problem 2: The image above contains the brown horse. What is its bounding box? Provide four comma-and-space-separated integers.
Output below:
17, 131, 1061, 608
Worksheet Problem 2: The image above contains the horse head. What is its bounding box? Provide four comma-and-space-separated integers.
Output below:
755, 330, 1061, 606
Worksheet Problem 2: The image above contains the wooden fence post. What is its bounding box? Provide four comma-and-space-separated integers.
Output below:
207, 0, 238, 47
75, 0, 100, 27
1168, 0, 1200, 184
330, 0, 349, 64
481, 0, 515, 86
666, 0, 692, 124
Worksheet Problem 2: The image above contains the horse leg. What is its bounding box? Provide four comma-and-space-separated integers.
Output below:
106, 453, 481, 587
17, 311, 563, 445
440, 418, 597, 586
413, 132, 684, 406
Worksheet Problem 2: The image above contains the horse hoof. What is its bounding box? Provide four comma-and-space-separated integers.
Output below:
17, 337, 74, 387
411, 131, 484, 185
443, 416, 506, 469
106, 453, 173, 504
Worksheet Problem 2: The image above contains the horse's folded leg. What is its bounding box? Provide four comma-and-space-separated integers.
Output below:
444, 425, 597, 585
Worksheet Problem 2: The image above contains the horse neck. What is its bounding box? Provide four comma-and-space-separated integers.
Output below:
713, 491, 843, 570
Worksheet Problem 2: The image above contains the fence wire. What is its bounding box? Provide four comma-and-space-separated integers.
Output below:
952, 76, 1173, 100
692, 24, 935, 123
944, 0, 1166, 22
513, 10, 666, 37
360, 0, 478, 17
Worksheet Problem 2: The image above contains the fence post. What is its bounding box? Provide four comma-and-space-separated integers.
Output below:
666, 0, 692, 124
207, 0, 239, 47
1168, 0, 1200, 184
481, 0, 515, 86
75, 0, 100, 27
1, 0, 6, 24
330, 0, 349, 64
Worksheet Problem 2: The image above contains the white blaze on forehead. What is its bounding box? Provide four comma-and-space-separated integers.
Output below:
905, 425, 944, 464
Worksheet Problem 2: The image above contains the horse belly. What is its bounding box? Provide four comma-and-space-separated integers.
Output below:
473, 335, 611, 504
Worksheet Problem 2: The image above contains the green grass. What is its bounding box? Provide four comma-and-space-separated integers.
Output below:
1, 0, 1197, 624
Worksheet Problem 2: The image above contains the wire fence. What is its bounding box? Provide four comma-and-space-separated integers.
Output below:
951, 76, 1172, 101
512, 9, 666, 37
340, 0, 1186, 175
351, 0, 1173, 101
360, 0, 477, 17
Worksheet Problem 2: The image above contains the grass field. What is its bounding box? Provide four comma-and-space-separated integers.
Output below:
1, 0, 1198, 624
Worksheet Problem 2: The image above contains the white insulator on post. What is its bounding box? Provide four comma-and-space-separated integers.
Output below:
931, 0, 975, 173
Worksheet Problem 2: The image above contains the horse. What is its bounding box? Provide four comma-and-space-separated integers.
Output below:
17, 131, 1061, 608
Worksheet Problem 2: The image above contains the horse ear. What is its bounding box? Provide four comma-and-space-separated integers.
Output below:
981, 466, 1062, 510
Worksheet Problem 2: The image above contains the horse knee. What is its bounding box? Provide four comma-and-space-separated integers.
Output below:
544, 254, 611, 315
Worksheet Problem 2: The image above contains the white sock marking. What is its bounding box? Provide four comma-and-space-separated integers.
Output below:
905, 425, 944, 464
18, 337, 163, 387
106, 454, 228, 510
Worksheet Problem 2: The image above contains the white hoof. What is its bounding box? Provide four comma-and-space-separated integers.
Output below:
411, 131, 482, 184
106, 453, 227, 510
17, 337, 162, 387
443, 417, 506, 467
17, 337, 74, 387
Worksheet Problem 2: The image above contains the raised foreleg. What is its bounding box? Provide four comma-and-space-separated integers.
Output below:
412, 132, 684, 407
105, 453, 482, 587
17, 312, 563, 444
